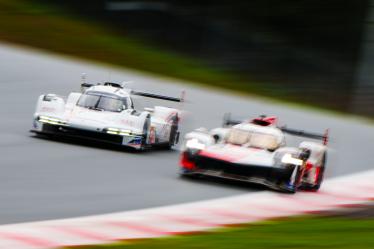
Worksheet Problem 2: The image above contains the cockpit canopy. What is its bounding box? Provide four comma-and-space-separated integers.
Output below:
226, 124, 284, 151
77, 91, 129, 112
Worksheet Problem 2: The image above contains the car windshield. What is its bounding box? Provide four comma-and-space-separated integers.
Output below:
227, 128, 279, 150
77, 92, 126, 112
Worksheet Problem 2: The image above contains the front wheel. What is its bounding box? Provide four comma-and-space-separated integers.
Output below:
282, 165, 302, 194
140, 115, 151, 150
179, 168, 199, 180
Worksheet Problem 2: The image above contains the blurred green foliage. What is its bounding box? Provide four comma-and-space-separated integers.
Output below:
0, 0, 245, 86
0, 0, 321, 102
0, 0, 369, 116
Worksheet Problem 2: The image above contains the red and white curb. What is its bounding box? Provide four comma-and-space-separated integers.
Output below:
0, 170, 373, 249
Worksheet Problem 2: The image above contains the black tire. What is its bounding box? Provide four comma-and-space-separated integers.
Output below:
168, 114, 179, 148
283, 165, 302, 194
140, 115, 151, 150
309, 153, 327, 191
179, 169, 199, 180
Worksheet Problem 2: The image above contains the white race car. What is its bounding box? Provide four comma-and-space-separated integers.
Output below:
180, 114, 329, 193
31, 78, 184, 150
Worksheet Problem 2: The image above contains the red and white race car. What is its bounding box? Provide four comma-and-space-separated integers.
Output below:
180, 114, 329, 193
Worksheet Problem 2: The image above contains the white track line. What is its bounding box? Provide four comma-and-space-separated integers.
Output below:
0, 170, 373, 249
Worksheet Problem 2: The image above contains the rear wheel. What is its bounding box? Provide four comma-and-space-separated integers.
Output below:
309, 153, 327, 191
167, 114, 179, 149
140, 115, 151, 150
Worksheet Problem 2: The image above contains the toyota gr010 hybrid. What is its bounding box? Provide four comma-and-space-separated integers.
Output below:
180, 115, 329, 193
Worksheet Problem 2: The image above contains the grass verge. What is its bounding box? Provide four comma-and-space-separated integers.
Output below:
71, 216, 374, 249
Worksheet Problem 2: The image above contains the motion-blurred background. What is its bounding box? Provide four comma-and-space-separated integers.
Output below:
0, 0, 373, 116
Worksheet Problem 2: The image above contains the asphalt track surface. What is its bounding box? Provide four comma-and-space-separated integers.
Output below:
0, 44, 373, 225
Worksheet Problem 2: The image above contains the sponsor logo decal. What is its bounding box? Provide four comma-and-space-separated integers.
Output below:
41, 107, 55, 112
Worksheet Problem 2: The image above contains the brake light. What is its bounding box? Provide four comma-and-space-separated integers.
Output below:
314, 167, 321, 184
180, 152, 196, 170
305, 162, 313, 170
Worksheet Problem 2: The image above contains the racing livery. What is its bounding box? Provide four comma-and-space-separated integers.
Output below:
31, 77, 183, 150
180, 114, 328, 193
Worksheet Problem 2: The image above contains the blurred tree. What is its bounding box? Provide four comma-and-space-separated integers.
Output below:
38, 0, 370, 113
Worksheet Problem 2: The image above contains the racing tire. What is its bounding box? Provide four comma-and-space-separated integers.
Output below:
283, 165, 302, 194
179, 169, 199, 180
140, 115, 151, 151
32, 122, 59, 139
308, 153, 327, 191
167, 114, 179, 149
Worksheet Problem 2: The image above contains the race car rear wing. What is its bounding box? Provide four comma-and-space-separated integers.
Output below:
131, 90, 184, 103
279, 127, 329, 145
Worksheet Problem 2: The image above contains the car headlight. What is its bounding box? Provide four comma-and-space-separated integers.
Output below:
186, 138, 206, 150
105, 128, 142, 136
38, 116, 67, 125
281, 153, 303, 166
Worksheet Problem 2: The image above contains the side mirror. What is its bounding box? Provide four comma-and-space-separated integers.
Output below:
121, 109, 133, 114
213, 134, 220, 143
144, 107, 154, 112
81, 83, 93, 93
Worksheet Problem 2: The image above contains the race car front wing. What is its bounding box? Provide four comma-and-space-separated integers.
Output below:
180, 152, 298, 192
31, 121, 144, 149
